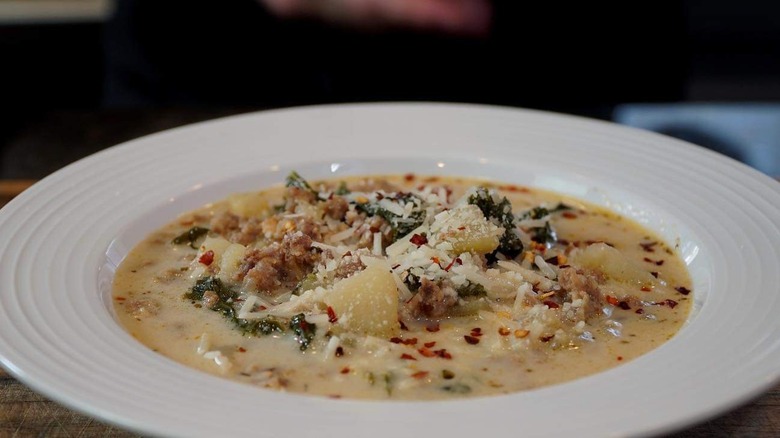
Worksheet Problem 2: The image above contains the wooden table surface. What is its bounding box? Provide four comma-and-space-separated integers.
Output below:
1, 179, 779, 438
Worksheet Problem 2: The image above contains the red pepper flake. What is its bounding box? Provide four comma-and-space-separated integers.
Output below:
540, 335, 555, 342
404, 173, 415, 182
464, 335, 480, 345
410, 233, 428, 247
640, 286, 652, 292
335, 346, 344, 357
342, 251, 352, 258
617, 356, 623, 361
411, 371, 429, 379
618, 301, 631, 310
635, 308, 644, 314
258, 305, 267, 311
650, 271, 659, 278
399, 320, 409, 331
457, 226, 466, 231
426, 323, 440, 333
424, 341, 436, 348
470, 328, 483, 337
606, 295, 619, 306
664, 299, 679, 309
237, 347, 246, 353
543, 300, 560, 309
418, 347, 436, 358
198, 250, 215, 266
544, 256, 560, 266
643, 257, 664, 266
434, 349, 453, 359
640, 242, 658, 253
498, 327, 511, 336
327, 306, 338, 323
675, 286, 691, 296
400, 353, 417, 361
562, 211, 578, 219
443, 257, 462, 272
340, 366, 350, 374
115, 297, 126, 301
431, 256, 441, 267
390, 337, 402, 344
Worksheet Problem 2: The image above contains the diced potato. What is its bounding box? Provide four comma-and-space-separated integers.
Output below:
569, 243, 657, 288
433, 204, 502, 254
217, 243, 247, 284
324, 264, 400, 338
228, 192, 270, 218
190, 237, 232, 278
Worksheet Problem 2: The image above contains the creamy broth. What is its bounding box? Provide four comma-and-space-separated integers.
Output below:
113, 174, 692, 399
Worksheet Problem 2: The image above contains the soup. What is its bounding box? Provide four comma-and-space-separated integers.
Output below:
113, 173, 692, 399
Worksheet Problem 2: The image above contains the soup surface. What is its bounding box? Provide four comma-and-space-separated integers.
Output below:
113, 173, 692, 399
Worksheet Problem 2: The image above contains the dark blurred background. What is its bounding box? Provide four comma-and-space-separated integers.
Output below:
1, 0, 779, 178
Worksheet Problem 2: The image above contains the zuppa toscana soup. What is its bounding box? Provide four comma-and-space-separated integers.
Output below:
113, 173, 692, 399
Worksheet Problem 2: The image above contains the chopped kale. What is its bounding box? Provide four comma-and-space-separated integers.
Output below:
172, 226, 209, 249
467, 187, 523, 260
520, 203, 570, 245
355, 193, 426, 241
290, 313, 317, 351
238, 317, 285, 336
403, 271, 422, 293
456, 281, 487, 298
186, 277, 286, 338
285, 171, 319, 198
335, 181, 350, 196
186, 276, 233, 301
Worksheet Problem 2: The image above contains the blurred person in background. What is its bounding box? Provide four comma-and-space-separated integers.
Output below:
104, 0, 685, 114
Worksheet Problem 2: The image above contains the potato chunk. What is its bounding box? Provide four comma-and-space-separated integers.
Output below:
228, 192, 270, 218
324, 264, 400, 338
432, 204, 502, 254
218, 243, 247, 284
570, 243, 657, 288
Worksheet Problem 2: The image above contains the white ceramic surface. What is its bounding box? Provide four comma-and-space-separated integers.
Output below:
1, 103, 779, 437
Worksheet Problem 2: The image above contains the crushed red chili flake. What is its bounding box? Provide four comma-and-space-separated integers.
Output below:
650, 271, 659, 278
198, 250, 215, 266
115, 297, 126, 301
675, 286, 691, 295
400, 353, 417, 361
238, 347, 246, 352
424, 341, 436, 348
562, 211, 578, 219
434, 349, 452, 359
464, 335, 480, 345
543, 300, 560, 309
335, 346, 344, 357
399, 319, 409, 331
643, 257, 664, 266
342, 251, 352, 258
640, 242, 658, 252
540, 335, 555, 342
431, 256, 441, 266
411, 371, 429, 379
618, 301, 631, 310
640, 286, 652, 292
606, 295, 619, 306
340, 366, 350, 374
544, 256, 559, 266
660, 299, 679, 308
418, 347, 436, 358
425, 324, 440, 333
498, 327, 511, 336
327, 306, 338, 323
404, 173, 415, 182
390, 337, 402, 344
410, 233, 428, 247
617, 356, 624, 361
443, 257, 462, 272
635, 308, 644, 314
